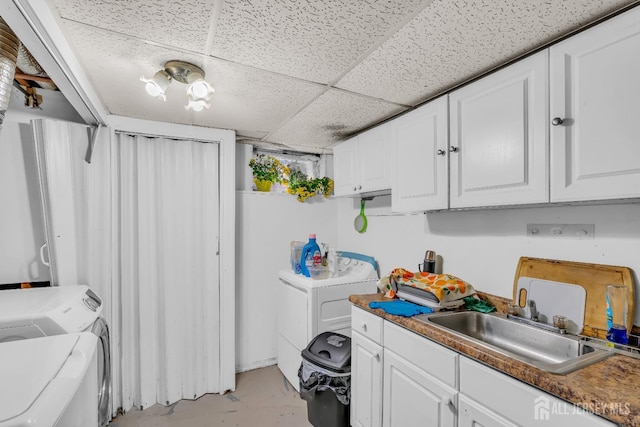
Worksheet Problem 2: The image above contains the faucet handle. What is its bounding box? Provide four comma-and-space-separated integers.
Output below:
553, 315, 567, 329
528, 300, 539, 322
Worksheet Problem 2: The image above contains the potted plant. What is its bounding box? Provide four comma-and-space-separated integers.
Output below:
248, 154, 289, 192
286, 170, 334, 202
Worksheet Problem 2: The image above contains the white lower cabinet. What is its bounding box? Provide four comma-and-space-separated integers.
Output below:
383, 321, 457, 427
351, 331, 383, 427
383, 349, 457, 427
351, 307, 457, 427
458, 394, 517, 427
351, 307, 384, 427
459, 357, 614, 427
351, 307, 617, 427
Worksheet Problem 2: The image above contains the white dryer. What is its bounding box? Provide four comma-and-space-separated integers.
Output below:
277, 251, 379, 391
0, 332, 98, 427
0, 286, 111, 427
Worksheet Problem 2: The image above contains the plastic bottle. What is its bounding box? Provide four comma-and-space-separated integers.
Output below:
290, 241, 305, 274
300, 234, 322, 277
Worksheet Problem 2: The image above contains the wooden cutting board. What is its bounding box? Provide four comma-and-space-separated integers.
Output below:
512, 257, 635, 338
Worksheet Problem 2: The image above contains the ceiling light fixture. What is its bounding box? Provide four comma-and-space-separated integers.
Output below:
140, 60, 214, 111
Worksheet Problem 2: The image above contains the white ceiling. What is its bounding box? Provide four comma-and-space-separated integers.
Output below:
47, 0, 637, 153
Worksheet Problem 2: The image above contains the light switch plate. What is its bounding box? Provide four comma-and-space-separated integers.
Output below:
526, 224, 595, 239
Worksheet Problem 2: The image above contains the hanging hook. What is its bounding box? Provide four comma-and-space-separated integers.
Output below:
85, 124, 103, 164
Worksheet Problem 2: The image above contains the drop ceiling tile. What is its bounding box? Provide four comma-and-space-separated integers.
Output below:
51, 0, 214, 53
210, 0, 431, 84
336, 0, 637, 106
192, 61, 325, 134
266, 89, 407, 152
56, 21, 324, 133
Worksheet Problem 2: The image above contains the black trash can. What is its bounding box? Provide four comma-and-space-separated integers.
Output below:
298, 332, 351, 427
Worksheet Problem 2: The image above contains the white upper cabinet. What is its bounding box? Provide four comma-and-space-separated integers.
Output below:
449, 50, 549, 209
550, 7, 640, 203
333, 124, 392, 197
391, 95, 449, 213
333, 137, 360, 196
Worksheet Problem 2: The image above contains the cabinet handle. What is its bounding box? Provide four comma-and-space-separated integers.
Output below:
373, 352, 380, 361
361, 322, 367, 332
552, 117, 564, 126
40, 243, 50, 267
436, 149, 446, 156
446, 396, 455, 408
449, 146, 459, 153
353, 186, 357, 191
358, 185, 362, 190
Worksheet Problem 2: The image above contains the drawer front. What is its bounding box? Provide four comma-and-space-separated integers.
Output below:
383, 321, 458, 388
460, 357, 615, 427
351, 306, 383, 345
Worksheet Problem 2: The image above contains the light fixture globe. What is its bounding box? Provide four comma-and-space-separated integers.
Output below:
187, 79, 215, 100
140, 70, 172, 100
185, 98, 211, 112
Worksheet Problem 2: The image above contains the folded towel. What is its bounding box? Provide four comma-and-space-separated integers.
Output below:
463, 296, 496, 313
389, 268, 476, 303
368, 300, 434, 317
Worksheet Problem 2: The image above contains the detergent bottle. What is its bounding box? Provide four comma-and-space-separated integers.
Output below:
300, 234, 322, 277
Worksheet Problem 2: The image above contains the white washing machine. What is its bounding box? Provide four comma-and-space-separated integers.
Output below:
0, 286, 111, 427
0, 332, 98, 426
277, 251, 379, 391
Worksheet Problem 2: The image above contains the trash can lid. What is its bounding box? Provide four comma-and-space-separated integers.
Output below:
301, 332, 351, 373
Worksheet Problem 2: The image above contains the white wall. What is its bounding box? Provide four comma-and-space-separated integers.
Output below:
235, 190, 338, 372
335, 195, 640, 326
0, 87, 83, 283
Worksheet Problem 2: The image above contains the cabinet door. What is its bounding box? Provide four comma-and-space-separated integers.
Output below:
32, 118, 98, 285
333, 136, 360, 196
550, 8, 640, 202
383, 349, 456, 427
351, 331, 383, 427
449, 50, 548, 208
458, 394, 517, 427
358, 124, 392, 193
392, 95, 449, 212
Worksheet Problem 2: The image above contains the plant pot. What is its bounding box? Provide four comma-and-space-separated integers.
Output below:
254, 178, 273, 192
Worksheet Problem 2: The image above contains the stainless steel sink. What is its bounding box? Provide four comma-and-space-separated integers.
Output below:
414, 311, 612, 374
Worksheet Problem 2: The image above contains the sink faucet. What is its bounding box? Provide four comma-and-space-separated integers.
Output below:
507, 300, 567, 334
528, 300, 539, 322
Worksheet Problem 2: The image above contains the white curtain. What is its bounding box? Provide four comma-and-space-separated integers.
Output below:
114, 133, 221, 410
33, 119, 230, 414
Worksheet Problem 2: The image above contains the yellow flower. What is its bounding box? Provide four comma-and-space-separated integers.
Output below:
249, 154, 288, 184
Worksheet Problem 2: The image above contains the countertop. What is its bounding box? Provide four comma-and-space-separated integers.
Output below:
349, 293, 640, 427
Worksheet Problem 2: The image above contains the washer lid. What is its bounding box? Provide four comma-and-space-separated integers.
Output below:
0, 285, 89, 322
0, 334, 78, 422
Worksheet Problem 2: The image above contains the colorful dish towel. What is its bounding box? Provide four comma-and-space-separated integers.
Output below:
368, 300, 434, 317
380, 268, 476, 302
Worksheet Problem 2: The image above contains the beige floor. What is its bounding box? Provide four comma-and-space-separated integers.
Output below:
109, 365, 312, 427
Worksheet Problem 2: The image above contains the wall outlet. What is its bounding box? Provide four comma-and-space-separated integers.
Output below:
526, 224, 595, 239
